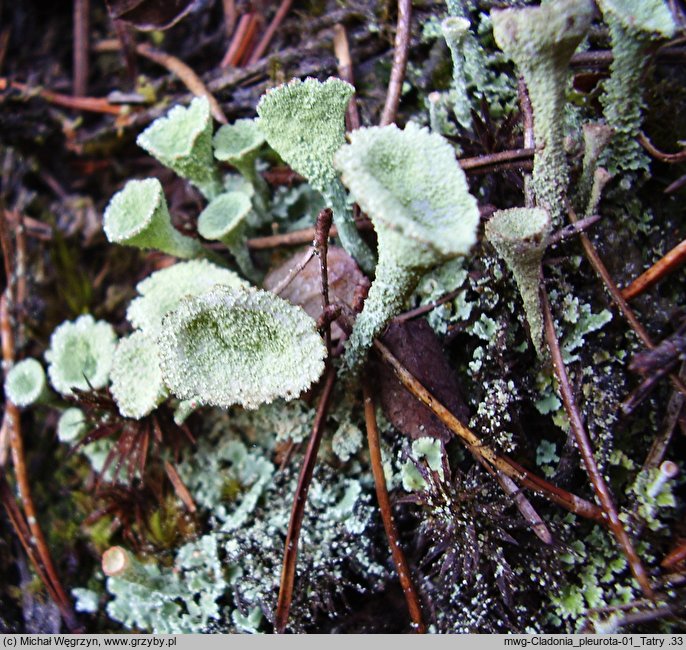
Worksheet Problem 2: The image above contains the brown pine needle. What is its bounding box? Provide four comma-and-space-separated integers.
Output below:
373, 339, 603, 522
622, 237, 686, 301
363, 382, 426, 633
541, 286, 654, 599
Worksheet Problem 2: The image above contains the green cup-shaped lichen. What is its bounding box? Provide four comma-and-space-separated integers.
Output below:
45, 315, 117, 395
492, 0, 593, 224
197, 192, 257, 281
157, 286, 327, 409
597, 0, 676, 174
576, 123, 614, 211
256, 77, 375, 273
57, 407, 87, 443
213, 119, 269, 222
4, 358, 48, 407
485, 207, 552, 356
127, 259, 248, 336
110, 331, 168, 420
441, 17, 472, 130
137, 96, 222, 200
104, 178, 203, 259
334, 122, 480, 370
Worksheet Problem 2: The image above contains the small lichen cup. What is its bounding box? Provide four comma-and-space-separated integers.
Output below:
4, 358, 49, 407
334, 122, 480, 371
104, 178, 203, 259
213, 119, 269, 222
492, 0, 594, 224
256, 77, 376, 273
197, 191, 258, 281
126, 259, 247, 337
441, 16, 473, 130
157, 285, 327, 410
45, 314, 117, 395
137, 96, 222, 200
485, 207, 552, 356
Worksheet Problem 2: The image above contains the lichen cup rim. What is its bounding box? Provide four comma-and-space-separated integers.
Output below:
334, 121, 479, 260
5, 358, 46, 407
597, 0, 676, 37
103, 178, 165, 243
137, 95, 211, 162
213, 119, 266, 164
197, 192, 253, 241
485, 207, 551, 245
157, 285, 327, 410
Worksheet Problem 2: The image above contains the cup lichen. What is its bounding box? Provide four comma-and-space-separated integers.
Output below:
45, 314, 117, 395
157, 286, 327, 409
334, 122, 480, 370
491, 0, 594, 224
256, 77, 376, 273
4, 358, 48, 407
126, 259, 248, 337
441, 17, 473, 130
136, 96, 222, 200
197, 192, 257, 281
213, 119, 269, 222
485, 207, 552, 356
103, 178, 204, 259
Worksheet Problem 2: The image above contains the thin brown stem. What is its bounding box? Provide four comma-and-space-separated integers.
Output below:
73, 0, 89, 97
540, 286, 654, 598
622, 237, 686, 301
271, 248, 316, 296
221, 12, 260, 68
460, 147, 536, 171
373, 340, 603, 522
1, 78, 122, 115
275, 367, 336, 633
333, 24, 360, 132
246, 0, 293, 66
222, 0, 237, 37
380, 0, 411, 126
363, 382, 426, 633
393, 288, 462, 324
314, 208, 334, 355
567, 205, 686, 399
638, 132, 686, 163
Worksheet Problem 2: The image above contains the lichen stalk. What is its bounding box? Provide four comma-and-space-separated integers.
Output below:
441, 17, 472, 130
492, 0, 593, 225
344, 259, 417, 371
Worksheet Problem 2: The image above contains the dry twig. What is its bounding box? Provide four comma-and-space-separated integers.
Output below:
380, 0, 412, 126
622, 237, 686, 301
540, 286, 654, 598
363, 382, 426, 633
73, 0, 90, 97
373, 340, 603, 521
246, 0, 294, 66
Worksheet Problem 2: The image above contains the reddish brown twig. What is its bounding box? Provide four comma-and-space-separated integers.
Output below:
271, 248, 316, 296
164, 461, 196, 513
638, 132, 686, 163
622, 238, 686, 301
363, 382, 426, 632
222, 0, 237, 37
540, 286, 654, 598
94, 40, 227, 123
393, 288, 462, 324
274, 366, 337, 633
221, 12, 261, 68
458, 147, 536, 171
380, 0, 412, 126
1, 78, 122, 115
373, 340, 603, 522
567, 205, 686, 399
246, 0, 293, 66
662, 538, 686, 569
333, 24, 360, 132
314, 209, 334, 354
665, 174, 686, 194
73, 0, 90, 97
